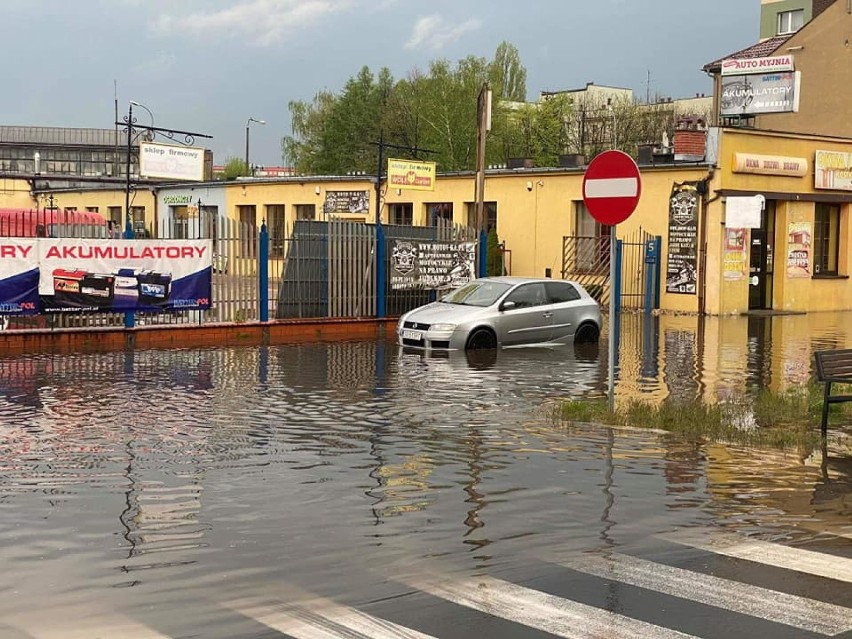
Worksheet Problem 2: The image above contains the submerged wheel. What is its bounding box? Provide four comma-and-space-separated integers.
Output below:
574, 323, 600, 344
466, 328, 497, 350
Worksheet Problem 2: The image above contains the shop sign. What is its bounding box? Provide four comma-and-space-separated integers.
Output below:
390, 240, 476, 290
388, 158, 436, 192
323, 190, 370, 215
725, 194, 764, 228
163, 194, 195, 205
814, 150, 852, 191
140, 142, 205, 181
786, 222, 812, 278
721, 72, 800, 116
665, 183, 699, 295
723, 228, 747, 281
732, 153, 808, 177
720, 55, 794, 76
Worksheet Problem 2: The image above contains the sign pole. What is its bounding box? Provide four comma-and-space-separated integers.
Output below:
608, 226, 617, 413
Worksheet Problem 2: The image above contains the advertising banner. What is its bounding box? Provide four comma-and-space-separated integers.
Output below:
786, 222, 812, 278
720, 72, 800, 116
22, 239, 213, 313
720, 55, 794, 76
723, 228, 747, 281
815, 150, 852, 191
323, 190, 370, 215
0, 239, 39, 315
388, 158, 436, 191
390, 240, 476, 290
665, 183, 699, 295
140, 142, 205, 181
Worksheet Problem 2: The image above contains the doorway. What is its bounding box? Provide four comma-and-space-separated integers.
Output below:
748, 200, 775, 310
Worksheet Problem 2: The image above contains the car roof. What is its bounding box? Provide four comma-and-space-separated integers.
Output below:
480, 276, 579, 286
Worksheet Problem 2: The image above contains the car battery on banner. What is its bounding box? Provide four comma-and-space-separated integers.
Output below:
52, 268, 115, 308
114, 268, 141, 303
137, 270, 172, 306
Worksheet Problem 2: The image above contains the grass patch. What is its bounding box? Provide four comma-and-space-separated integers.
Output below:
556, 383, 844, 450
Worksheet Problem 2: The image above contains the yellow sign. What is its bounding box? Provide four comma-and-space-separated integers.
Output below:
815, 150, 852, 191
733, 153, 808, 177
388, 158, 436, 191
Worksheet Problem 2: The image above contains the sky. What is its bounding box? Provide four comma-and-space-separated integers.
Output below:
1, 0, 761, 167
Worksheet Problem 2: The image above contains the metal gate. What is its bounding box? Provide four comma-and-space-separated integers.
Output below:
562, 228, 655, 310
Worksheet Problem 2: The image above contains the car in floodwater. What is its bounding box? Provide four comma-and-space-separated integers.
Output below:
397, 276, 602, 351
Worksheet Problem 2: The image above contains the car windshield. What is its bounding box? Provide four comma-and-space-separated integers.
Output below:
441, 281, 511, 307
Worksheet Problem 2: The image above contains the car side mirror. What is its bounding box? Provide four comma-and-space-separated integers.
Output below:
501, 300, 516, 311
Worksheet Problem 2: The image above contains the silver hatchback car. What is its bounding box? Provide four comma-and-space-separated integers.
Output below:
397, 276, 602, 350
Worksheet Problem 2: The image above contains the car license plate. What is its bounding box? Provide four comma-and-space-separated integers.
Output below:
402, 330, 423, 341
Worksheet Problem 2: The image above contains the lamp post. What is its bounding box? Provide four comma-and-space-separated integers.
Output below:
245, 117, 266, 177
124, 101, 154, 240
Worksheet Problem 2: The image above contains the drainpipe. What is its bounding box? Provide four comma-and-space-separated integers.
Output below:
697, 169, 720, 316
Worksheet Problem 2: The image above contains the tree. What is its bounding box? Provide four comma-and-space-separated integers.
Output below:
223, 157, 250, 179
486, 227, 504, 276
489, 41, 527, 102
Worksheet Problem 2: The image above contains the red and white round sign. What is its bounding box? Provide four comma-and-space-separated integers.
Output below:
582, 150, 642, 226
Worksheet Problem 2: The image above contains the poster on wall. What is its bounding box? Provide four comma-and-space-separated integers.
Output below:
0, 239, 39, 315
814, 150, 852, 191
786, 222, 812, 278
723, 228, 747, 281
36, 239, 212, 313
323, 190, 370, 215
665, 183, 699, 294
390, 240, 476, 290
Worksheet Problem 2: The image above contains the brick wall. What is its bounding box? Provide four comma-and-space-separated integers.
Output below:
674, 130, 707, 158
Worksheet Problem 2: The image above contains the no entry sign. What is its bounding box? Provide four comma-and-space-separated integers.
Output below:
582, 150, 642, 226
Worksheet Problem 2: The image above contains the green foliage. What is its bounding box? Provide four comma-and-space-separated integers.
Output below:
486, 228, 504, 276
558, 385, 828, 451
223, 157, 250, 179
489, 41, 527, 102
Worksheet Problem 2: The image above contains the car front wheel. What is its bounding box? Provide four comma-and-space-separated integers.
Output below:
466, 327, 497, 350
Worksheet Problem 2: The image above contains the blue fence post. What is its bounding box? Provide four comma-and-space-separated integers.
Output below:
123, 224, 135, 329
654, 235, 662, 309
615, 239, 623, 315
479, 229, 487, 277
644, 238, 655, 316
376, 224, 386, 318
259, 222, 269, 322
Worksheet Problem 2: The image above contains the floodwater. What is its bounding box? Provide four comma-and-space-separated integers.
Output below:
0, 312, 850, 638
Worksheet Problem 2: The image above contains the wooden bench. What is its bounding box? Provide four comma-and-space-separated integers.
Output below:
814, 349, 852, 435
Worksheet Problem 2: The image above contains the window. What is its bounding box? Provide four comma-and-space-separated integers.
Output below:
238, 205, 257, 258
777, 9, 804, 35
428, 202, 454, 226
85, 206, 99, 214
465, 202, 497, 232
390, 203, 413, 225
294, 204, 316, 221
546, 281, 581, 303
266, 204, 286, 257
814, 204, 840, 276
504, 282, 548, 309
574, 201, 611, 273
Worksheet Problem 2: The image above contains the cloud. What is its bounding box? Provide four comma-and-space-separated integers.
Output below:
405, 14, 481, 51
132, 52, 177, 75
155, 0, 351, 46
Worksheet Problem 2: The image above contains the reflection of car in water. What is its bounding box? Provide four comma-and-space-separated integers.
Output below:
397, 277, 601, 351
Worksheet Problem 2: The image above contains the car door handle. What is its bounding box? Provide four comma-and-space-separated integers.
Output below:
542, 312, 553, 319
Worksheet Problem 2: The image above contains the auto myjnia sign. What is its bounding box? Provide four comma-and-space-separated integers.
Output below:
388, 158, 436, 191
140, 142, 205, 181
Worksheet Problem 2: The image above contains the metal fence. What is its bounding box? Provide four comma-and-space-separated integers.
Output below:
0, 209, 481, 330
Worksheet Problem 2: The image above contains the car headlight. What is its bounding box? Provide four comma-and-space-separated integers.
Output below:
430, 323, 457, 332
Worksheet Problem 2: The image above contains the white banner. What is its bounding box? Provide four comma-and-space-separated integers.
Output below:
721, 55, 794, 76
140, 142, 205, 181
725, 195, 764, 229
721, 72, 800, 116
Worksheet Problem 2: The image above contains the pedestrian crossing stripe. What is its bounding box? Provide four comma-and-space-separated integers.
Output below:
407, 574, 698, 639
551, 550, 852, 636
225, 595, 437, 639
659, 529, 852, 584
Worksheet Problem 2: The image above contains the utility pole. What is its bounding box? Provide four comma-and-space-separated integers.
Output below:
474, 82, 491, 232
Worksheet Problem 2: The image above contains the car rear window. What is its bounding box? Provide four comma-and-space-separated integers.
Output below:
546, 281, 581, 303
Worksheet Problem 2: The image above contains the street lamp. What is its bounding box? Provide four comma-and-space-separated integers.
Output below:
245, 117, 266, 176
125, 100, 155, 240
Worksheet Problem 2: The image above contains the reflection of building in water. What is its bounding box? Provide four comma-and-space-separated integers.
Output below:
663, 439, 705, 501
373, 454, 434, 518
704, 442, 852, 540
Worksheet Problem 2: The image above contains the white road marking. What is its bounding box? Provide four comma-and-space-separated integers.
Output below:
409, 574, 698, 639
13, 614, 172, 639
225, 595, 436, 639
554, 551, 852, 636
584, 177, 638, 199
660, 529, 852, 584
